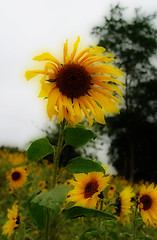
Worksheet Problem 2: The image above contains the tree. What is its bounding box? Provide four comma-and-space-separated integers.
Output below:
91, 4, 157, 182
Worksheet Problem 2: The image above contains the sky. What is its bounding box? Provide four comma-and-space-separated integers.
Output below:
0, 0, 157, 168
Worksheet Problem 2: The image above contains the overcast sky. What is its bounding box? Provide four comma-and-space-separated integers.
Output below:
0, 0, 157, 154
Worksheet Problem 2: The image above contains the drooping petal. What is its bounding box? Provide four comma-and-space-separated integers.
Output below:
38, 76, 56, 98
33, 53, 62, 67
91, 85, 122, 103
47, 88, 60, 120
25, 70, 46, 80
78, 99, 93, 127
87, 65, 125, 76
92, 75, 124, 88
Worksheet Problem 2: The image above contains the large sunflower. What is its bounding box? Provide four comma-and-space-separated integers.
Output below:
8, 166, 28, 190
138, 183, 157, 226
66, 172, 110, 208
25, 37, 124, 127
115, 187, 135, 225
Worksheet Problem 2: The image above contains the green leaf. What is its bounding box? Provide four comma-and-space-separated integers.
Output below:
63, 125, 96, 148
27, 138, 54, 162
137, 237, 152, 240
31, 185, 71, 213
29, 202, 46, 229
65, 157, 106, 174
80, 228, 97, 240
108, 231, 119, 240
80, 228, 105, 240
63, 206, 117, 220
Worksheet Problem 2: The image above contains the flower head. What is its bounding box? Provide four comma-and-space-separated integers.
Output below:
25, 37, 124, 127
115, 187, 135, 225
138, 183, 157, 226
66, 172, 110, 208
2, 201, 19, 238
8, 166, 28, 190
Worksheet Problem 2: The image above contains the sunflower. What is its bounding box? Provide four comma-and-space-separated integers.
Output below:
66, 172, 110, 208
2, 220, 19, 238
2, 202, 19, 238
25, 37, 124, 127
138, 183, 157, 226
7, 201, 18, 221
107, 184, 116, 199
8, 166, 28, 190
115, 187, 135, 225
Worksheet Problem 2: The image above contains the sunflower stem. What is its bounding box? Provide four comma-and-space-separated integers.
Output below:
132, 205, 137, 240
45, 119, 67, 240
52, 119, 66, 188
98, 200, 104, 229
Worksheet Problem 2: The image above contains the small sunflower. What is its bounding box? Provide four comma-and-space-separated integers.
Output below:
66, 172, 110, 208
2, 220, 19, 238
25, 37, 124, 127
7, 201, 18, 221
2, 202, 19, 238
8, 166, 28, 190
138, 183, 157, 226
115, 187, 135, 225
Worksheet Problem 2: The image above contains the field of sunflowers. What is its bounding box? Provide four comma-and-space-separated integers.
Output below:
0, 147, 157, 240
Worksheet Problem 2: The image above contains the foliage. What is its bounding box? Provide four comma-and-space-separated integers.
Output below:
91, 4, 157, 181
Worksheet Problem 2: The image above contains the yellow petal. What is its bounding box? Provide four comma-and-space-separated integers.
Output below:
33, 53, 61, 67
47, 88, 60, 120
92, 75, 124, 89
44, 62, 58, 73
38, 77, 56, 98
79, 46, 106, 65
91, 79, 123, 98
70, 36, 80, 62
80, 95, 106, 124
73, 98, 82, 123
74, 47, 91, 63
78, 99, 93, 127
88, 90, 120, 114
91, 85, 121, 103
63, 39, 69, 64
25, 70, 45, 80
87, 65, 125, 76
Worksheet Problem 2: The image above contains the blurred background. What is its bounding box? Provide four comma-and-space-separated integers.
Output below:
0, 0, 157, 181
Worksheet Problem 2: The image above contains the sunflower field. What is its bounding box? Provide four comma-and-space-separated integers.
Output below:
0, 147, 157, 240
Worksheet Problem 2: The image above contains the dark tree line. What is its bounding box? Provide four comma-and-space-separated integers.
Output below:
91, 4, 157, 182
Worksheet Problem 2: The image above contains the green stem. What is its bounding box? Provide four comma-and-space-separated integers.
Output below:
52, 119, 66, 188
98, 200, 104, 229
132, 205, 137, 240
45, 208, 51, 240
45, 119, 67, 240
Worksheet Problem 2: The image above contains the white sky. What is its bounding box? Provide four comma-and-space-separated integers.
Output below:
0, 0, 157, 152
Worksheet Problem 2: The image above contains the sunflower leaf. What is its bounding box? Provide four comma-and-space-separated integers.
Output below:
27, 138, 54, 162
63, 206, 116, 220
65, 157, 106, 174
31, 185, 72, 213
108, 231, 119, 240
80, 228, 105, 240
63, 125, 96, 148
29, 202, 47, 229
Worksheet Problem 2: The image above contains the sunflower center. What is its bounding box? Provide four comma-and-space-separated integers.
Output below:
56, 63, 91, 98
12, 171, 21, 181
140, 194, 152, 210
84, 180, 99, 198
